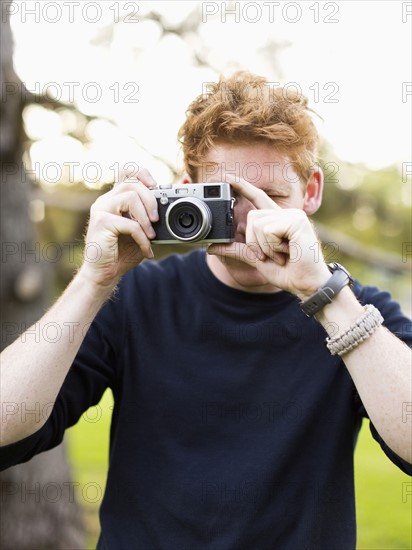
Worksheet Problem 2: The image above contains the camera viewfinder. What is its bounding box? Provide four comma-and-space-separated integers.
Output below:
203, 185, 221, 199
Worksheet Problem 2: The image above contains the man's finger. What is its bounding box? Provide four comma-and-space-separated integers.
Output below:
116, 166, 158, 189
224, 174, 281, 211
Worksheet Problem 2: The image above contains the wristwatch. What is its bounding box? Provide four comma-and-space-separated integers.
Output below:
300, 262, 353, 317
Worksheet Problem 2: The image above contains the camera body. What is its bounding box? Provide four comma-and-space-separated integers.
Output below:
151, 183, 235, 244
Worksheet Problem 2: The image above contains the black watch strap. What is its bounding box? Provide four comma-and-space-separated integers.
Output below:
300, 263, 353, 317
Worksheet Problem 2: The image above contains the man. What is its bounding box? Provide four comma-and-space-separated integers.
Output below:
1, 71, 411, 549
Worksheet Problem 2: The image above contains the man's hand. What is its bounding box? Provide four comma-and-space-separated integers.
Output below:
208, 175, 331, 300
78, 167, 159, 288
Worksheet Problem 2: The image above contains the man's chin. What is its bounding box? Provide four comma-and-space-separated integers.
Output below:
207, 249, 279, 293
216, 255, 271, 287
215, 241, 258, 270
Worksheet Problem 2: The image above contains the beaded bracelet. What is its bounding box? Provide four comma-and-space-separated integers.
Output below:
326, 304, 384, 356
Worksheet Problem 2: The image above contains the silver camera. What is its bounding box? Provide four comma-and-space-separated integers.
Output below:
151, 183, 235, 244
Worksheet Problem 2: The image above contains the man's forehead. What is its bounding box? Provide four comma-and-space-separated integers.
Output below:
198, 142, 298, 183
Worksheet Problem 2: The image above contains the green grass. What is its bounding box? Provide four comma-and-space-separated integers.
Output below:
67, 391, 412, 549
66, 390, 113, 547
355, 422, 412, 549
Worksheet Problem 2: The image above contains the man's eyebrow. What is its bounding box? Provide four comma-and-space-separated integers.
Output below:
262, 183, 291, 194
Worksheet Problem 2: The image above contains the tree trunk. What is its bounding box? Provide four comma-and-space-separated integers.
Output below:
0, 2, 85, 547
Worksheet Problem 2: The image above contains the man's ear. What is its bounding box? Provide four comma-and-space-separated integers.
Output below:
302, 167, 324, 215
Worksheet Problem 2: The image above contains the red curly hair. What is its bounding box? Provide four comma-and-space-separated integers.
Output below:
178, 71, 320, 183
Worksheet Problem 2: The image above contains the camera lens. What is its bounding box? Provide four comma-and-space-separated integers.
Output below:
166, 198, 212, 242
179, 212, 195, 228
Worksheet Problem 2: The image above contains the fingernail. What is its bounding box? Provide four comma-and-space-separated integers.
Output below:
152, 209, 159, 221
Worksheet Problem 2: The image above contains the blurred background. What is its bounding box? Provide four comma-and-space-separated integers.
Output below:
1, 1, 411, 548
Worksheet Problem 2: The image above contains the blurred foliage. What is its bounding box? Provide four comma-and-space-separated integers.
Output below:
316, 144, 410, 253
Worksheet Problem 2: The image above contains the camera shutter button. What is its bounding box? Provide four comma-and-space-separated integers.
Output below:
159, 184, 172, 189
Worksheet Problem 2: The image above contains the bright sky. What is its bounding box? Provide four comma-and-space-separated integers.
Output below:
8, 0, 412, 181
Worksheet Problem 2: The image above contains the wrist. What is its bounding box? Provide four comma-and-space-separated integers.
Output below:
75, 266, 120, 299
295, 264, 331, 302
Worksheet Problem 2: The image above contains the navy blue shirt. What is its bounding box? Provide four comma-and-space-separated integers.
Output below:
1, 249, 411, 549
